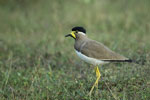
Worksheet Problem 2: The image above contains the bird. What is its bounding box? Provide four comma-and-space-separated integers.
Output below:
65, 26, 132, 96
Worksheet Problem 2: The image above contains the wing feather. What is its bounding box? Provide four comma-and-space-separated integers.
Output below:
80, 40, 128, 61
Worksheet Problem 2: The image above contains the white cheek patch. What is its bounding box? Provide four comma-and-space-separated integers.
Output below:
75, 50, 108, 65
78, 32, 86, 35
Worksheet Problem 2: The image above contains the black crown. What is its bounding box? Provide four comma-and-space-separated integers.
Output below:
72, 26, 86, 34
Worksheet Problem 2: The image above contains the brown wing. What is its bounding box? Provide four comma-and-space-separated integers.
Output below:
80, 40, 129, 61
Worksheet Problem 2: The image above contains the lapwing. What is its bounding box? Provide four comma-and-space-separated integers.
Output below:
65, 26, 132, 95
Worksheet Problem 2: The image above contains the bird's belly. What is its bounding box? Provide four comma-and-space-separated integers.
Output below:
75, 50, 108, 65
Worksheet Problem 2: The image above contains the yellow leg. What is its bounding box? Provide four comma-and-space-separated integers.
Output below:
89, 66, 101, 96
96, 66, 100, 88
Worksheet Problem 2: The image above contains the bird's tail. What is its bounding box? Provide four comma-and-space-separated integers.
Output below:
127, 59, 146, 65
104, 59, 146, 65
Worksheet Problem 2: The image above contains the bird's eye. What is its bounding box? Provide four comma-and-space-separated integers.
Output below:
75, 31, 78, 33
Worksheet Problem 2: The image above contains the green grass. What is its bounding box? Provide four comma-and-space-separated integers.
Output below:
0, 0, 150, 99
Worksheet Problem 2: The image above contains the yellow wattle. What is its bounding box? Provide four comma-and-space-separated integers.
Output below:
71, 31, 76, 38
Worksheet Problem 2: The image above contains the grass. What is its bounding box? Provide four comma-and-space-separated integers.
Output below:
0, 0, 150, 99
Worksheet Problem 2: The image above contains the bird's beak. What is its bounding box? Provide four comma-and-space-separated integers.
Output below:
65, 31, 76, 39
65, 34, 72, 37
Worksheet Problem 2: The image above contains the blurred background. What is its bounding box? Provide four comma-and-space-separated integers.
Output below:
0, 0, 150, 99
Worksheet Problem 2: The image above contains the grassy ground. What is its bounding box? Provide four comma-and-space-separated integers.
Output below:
0, 0, 150, 99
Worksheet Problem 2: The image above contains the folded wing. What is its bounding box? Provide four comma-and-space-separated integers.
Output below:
80, 40, 131, 62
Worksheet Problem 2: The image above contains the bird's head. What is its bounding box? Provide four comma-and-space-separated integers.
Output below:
65, 26, 86, 39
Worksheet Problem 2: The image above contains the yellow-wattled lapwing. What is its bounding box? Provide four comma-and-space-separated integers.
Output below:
65, 26, 132, 95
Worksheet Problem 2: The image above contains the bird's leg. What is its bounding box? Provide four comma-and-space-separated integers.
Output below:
95, 66, 101, 88
89, 66, 101, 96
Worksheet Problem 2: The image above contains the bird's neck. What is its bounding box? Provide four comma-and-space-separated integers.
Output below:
74, 37, 88, 52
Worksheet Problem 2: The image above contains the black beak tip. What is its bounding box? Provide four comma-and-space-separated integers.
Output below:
65, 34, 71, 37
